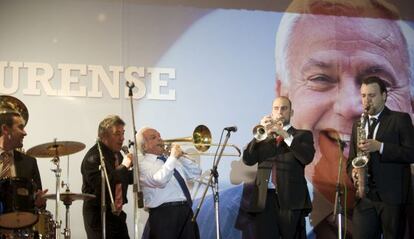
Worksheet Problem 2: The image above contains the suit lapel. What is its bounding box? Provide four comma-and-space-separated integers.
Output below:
13, 150, 23, 177
287, 126, 296, 136
375, 107, 391, 140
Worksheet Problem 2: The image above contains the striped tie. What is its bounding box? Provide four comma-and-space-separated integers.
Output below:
0, 152, 12, 178
114, 154, 123, 212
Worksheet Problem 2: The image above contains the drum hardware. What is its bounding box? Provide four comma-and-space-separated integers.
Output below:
43, 190, 95, 239
27, 140, 85, 239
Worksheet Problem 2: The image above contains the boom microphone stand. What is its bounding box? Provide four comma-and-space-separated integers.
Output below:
126, 81, 144, 239
331, 132, 346, 239
97, 140, 116, 239
192, 127, 236, 239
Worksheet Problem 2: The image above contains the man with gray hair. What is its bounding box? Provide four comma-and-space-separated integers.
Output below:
273, 0, 414, 237
236, 0, 414, 238
81, 115, 133, 239
136, 126, 201, 239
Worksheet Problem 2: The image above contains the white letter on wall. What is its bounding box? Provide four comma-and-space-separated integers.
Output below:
88, 65, 122, 98
147, 68, 176, 100
58, 64, 87, 97
124, 66, 146, 99
23, 62, 56, 96
0, 61, 21, 94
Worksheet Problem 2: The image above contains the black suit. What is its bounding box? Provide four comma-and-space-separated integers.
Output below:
13, 150, 42, 191
81, 142, 133, 239
241, 127, 314, 239
347, 107, 414, 239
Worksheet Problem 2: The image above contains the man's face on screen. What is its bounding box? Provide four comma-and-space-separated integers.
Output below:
280, 15, 412, 156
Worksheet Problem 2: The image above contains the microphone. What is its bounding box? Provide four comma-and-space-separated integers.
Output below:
321, 129, 347, 150
125, 81, 135, 88
224, 126, 237, 132
121, 145, 129, 154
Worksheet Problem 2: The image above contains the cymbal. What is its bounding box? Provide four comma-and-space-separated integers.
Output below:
26, 141, 85, 158
0, 95, 29, 125
43, 192, 96, 203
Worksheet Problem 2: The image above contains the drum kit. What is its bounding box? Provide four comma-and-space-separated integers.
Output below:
0, 140, 94, 239
0, 96, 94, 239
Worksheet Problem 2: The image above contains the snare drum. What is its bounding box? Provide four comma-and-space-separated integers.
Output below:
0, 177, 38, 229
33, 210, 55, 239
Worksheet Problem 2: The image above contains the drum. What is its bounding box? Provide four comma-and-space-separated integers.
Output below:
33, 210, 55, 239
0, 177, 38, 229
0, 227, 34, 239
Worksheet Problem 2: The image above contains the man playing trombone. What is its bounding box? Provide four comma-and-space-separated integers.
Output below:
136, 127, 201, 239
241, 96, 315, 239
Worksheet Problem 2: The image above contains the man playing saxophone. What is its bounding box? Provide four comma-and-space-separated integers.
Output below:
241, 96, 315, 239
347, 76, 414, 239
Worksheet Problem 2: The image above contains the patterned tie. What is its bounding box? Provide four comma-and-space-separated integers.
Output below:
157, 155, 193, 206
0, 152, 12, 178
114, 154, 123, 212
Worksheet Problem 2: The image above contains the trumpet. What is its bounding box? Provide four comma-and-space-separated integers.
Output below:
252, 117, 283, 141
163, 125, 241, 157
351, 105, 370, 198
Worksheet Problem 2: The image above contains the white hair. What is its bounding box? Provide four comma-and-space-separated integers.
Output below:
274, 12, 301, 87
398, 21, 414, 96
274, 1, 414, 96
136, 126, 152, 155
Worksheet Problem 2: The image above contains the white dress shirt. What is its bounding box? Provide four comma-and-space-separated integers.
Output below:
365, 110, 384, 153
268, 124, 293, 189
139, 153, 202, 208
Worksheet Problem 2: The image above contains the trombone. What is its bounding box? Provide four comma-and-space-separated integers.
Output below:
163, 125, 241, 157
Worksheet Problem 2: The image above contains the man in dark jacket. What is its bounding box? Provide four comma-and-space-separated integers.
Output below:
81, 115, 133, 239
242, 96, 315, 239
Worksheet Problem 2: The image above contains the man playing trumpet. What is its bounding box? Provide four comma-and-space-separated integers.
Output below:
241, 96, 315, 239
347, 77, 414, 239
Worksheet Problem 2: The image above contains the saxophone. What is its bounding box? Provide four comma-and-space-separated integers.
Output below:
351, 106, 370, 198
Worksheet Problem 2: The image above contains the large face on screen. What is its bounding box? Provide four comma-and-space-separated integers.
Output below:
279, 15, 412, 155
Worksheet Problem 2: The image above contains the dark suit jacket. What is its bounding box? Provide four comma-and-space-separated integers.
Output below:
347, 107, 414, 205
242, 127, 315, 213
13, 150, 42, 191
81, 142, 133, 227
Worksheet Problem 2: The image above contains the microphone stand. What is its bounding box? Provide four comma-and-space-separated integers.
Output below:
192, 129, 233, 239
126, 81, 144, 239
97, 140, 116, 239
333, 138, 346, 239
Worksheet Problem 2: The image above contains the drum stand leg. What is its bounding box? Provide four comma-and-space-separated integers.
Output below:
63, 203, 71, 239
51, 155, 62, 239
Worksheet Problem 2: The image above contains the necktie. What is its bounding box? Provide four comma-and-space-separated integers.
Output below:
368, 118, 378, 139
275, 135, 284, 146
0, 152, 12, 178
158, 155, 193, 206
114, 154, 123, 212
